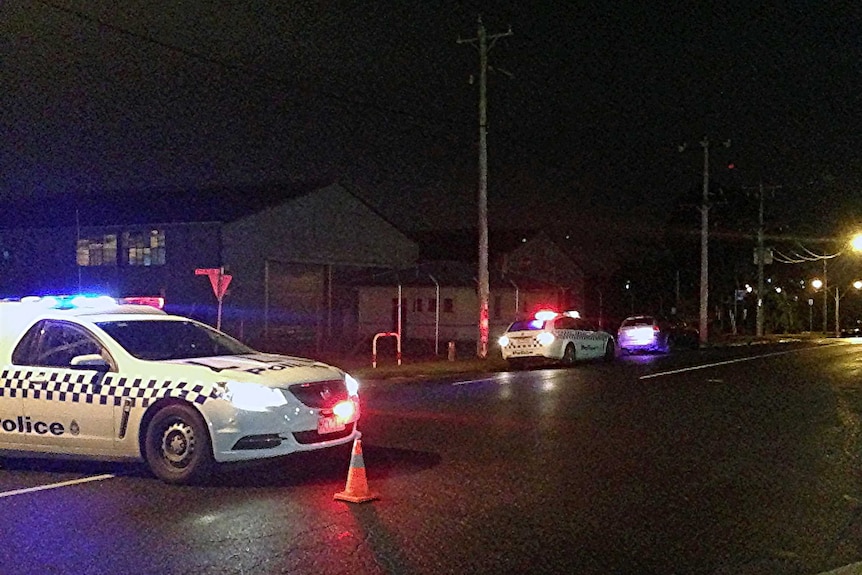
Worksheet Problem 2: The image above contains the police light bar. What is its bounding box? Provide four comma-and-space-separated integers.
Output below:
120, 296, 165, 310
17, 294, 117, 311
534, 310, 558, 321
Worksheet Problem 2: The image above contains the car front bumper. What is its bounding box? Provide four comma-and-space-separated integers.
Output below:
205, 397, 361, 463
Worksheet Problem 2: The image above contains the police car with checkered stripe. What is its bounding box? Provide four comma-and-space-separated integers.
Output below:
498, 310, 616, 368
0, 295, 360, 484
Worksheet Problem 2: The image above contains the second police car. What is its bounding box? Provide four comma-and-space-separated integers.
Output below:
0, 295, 361, 484
498, 310, 616, 368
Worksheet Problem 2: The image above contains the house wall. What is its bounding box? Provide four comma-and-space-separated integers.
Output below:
221, 183, 419, 348
356, 284, 571, 353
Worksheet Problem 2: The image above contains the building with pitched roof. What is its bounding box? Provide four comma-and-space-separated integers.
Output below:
0, 182, 419, 351
349, 229, 587, 357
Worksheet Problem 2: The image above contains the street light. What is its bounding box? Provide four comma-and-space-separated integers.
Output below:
775, 232, 862, 335
810, 275, 828, 333
810, 278, 862, 337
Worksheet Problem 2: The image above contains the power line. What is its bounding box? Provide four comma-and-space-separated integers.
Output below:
37, 1, 464, 135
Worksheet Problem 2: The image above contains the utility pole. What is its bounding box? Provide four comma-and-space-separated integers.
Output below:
745, 181, 781, 337
757, 183, 765, 336
680, 137, 729, 347
699, 137, 710, 347
458, 16, 513, 359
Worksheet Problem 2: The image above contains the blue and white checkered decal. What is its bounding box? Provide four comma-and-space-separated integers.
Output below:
0, 369, 217, 407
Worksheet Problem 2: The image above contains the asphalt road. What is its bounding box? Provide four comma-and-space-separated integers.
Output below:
2, 340, 862, 574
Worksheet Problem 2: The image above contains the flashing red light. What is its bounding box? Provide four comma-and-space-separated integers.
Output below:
534, 310, 558, 321
121, 296, 165, 310
727, 162, 735, 170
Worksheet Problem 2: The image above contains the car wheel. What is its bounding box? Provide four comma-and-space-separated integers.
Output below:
603, 339, 615, 361
144, 403, 213, 485
562, 343, 576, 366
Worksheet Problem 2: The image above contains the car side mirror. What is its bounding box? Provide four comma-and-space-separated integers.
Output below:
71, 354, 110, 371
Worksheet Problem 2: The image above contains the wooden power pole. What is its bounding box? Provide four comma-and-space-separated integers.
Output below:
458, 16, 512, 359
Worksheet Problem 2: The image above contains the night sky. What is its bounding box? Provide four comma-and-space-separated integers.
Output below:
3, 2, 861, 258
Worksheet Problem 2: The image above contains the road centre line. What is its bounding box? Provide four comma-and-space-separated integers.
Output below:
0, 473, 116, 499
639, 343, 842, 380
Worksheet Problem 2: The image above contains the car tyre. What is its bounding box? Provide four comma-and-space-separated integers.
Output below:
604, 339, 615, 361
145, 403, 213, 485
562, 343, 576, 366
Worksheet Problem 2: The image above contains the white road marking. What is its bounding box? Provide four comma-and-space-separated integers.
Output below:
452, 378, 493, 386
639, 343, 842, 380
0, 473, 116, 498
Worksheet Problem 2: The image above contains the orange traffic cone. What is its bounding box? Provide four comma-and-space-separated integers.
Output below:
334, 437, 379, 503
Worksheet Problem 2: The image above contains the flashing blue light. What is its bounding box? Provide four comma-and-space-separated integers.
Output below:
21, 294, 117, 311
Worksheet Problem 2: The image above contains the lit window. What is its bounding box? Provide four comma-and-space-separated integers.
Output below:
124, 229, 166, 266
77, 234, 117, 267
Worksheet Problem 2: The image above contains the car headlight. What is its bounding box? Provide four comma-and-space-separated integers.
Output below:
333, 399, 356, 421
498, 335, 510, 347
344, 373, 360, 396
216, 381, 287, 411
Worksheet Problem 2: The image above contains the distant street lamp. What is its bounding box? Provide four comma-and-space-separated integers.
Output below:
808, 298, 814, 332
810, 277, 862, 337
776, 232, 862, 335
811, 273, 828, 333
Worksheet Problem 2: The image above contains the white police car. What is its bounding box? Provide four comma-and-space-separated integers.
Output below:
0, 295, 361, 484
498, 310, 615, 368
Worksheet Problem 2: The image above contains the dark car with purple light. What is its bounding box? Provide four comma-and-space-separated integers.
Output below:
617, 315, 699, 354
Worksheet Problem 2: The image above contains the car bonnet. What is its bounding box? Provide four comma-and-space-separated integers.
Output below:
160, 353, 346, 386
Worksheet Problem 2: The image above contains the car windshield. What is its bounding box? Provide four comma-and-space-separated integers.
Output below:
97, 319, 256, 360
508, 319, 547, 331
